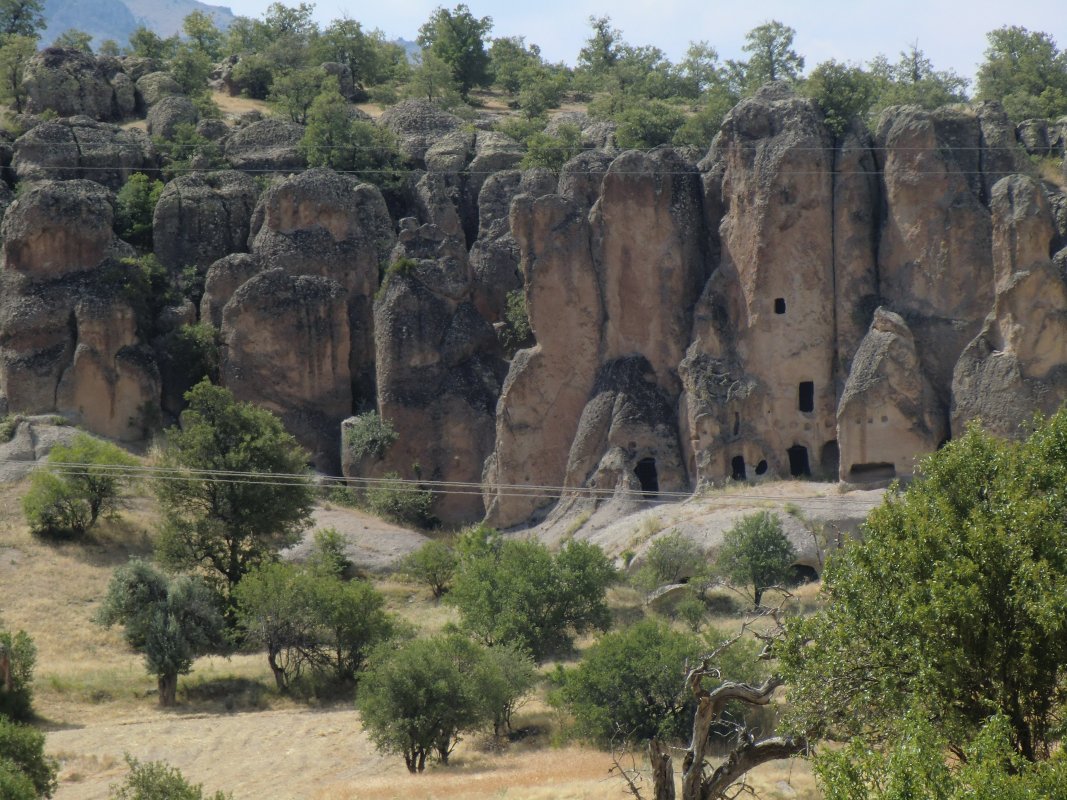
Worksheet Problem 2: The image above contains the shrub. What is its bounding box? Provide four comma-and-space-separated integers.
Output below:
108, 755, 229, 800
520, 123, 582, 171
716, 511, 796, 607
499, 289, 533, 356
22, 434, 138, 539
632, 530, 707, 591
365, 474, 435, 528
0, 629, 36, 721
0, 717, 56, 799
396, 540, 456, 600
114, 173, 164, 250
344, 412, 397, 461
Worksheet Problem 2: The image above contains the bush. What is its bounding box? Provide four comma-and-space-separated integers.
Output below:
613, 100, 686, 149
22, 434, 138, 539
114, 173, 164, 250
520, 123, 582, 171
499, 289, 533, 356
0, 630, 36, 722
0, 717, 56, 799
632, 530, 707, 591
396, 540, 456, 600
716, 511, 796, 607
108, 755, 229, 800
365, 473, 435, 528
344, 412, 397, 461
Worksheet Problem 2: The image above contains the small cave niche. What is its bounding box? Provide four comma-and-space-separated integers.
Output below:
733, 411, 740, 437
774, 297, 786, 315
787, 445, 811, 477
731, 455, 746, 481
634, 457, 659, 498
790, 564, 820, 584
820, 440, 840, 478
755, 459, 768, 475
798, 381, 815, 413
848, 462, 896, 482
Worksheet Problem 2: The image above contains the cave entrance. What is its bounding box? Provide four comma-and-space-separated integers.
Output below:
820, 440, 840, 478
635, 458, 659, 498
790, 564, 819, 584
848, 462, 896, 482
755, 459, 768, 476
731, 455, 746, 481
798, 381, 815, 413
787, 445, 810, 477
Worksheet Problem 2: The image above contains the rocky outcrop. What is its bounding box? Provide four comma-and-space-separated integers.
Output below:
12, 117, 156, 190
146, 95, 198, 139
370, 221, 506, 522
224, 118, 306, 174
249, 168, 395, 405
221, 269, 352, 470
952, 174, 1067, 437
135, 71, 183, 109
0, 180, 159, 441
23, 48, 128, 121
838, 309, 945, 481
152, 171, 259, 271
378, 100, 464, 166
200, 253, 266, 328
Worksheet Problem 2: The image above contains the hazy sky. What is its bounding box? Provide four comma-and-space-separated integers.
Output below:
218, 0, 1065, 85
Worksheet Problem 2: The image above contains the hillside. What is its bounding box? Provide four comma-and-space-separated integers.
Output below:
41, 0, 236, 48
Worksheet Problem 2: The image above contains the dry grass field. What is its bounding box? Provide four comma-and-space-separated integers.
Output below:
0, 474, 821, 800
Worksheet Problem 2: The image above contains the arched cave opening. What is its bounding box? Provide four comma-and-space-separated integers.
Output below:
787, 445, 811, 477
731, 455, 746, 481
790, 564, 819, 584
634, 457, 659, 498
755, 459, 768, 475
774, 297, 786, 314
848, 462, 896, 482
798, 381, 815, 413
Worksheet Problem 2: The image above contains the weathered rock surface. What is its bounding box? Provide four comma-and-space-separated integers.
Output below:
224, 118, 306, 174
146, 95, 198, 139
249, 168, 395, 405
12, 117, 156, 190
222, 269, 352, 470
838, 308, 945, 481
152, 171, 259, 271
200, 253, 267, 328
378, 100, 464, 165
23, 48, 126, 121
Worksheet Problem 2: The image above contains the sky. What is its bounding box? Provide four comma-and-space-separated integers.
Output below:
216, 0, 1066, 86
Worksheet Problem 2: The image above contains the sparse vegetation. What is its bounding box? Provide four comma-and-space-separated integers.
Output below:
108, 755, 230, 800
343, 411, 397, 461
365, 473, 436, 528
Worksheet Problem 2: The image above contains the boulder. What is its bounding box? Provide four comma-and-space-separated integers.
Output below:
200, 253, 267, 328
559, 150, 613, 210
378, 100, 464, 165
976, 102, 1027, 197
196, 118, 230, 142
135, 71, 183, 109
837, 308, 945, 482
249, 168, 395, 405
221, 269, 352, 471
146, 95, 198, 139
12, 117, 156, 190
1017, 118, 1051, 156
121, 57, 160, 83
23, 48, 119, 121
224, 118, 306, 174
152, 170, 260, 271
320, 62, 355, 99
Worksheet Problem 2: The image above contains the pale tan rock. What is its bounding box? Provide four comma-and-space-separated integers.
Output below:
221, 269, 352, 470
990, 174, 1056, 288
837, 308, 944, 481
200, 253, 266, 328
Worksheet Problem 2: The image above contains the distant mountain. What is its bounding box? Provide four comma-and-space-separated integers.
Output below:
41, 0, 236, 50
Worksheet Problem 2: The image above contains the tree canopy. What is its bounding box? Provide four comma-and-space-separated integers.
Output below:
780, 412, 1067, 763
416, 4, 492, 98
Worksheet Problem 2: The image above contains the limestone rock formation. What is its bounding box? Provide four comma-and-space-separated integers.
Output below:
0, 180, 159, 440
200, 253, 267, 328
222, 269, 352, 470
952, 174, 1067, 437
249, 168, 395, 404
134, 71, 182, 109
378, 100, 464, 166
370, 222, 506, 522
12, 117, 156, 190
146, 95, 198, 139
152, 171, 259, 271
224, 118, 307, 174
837, 308, 945, 481
23, 48, 125, 121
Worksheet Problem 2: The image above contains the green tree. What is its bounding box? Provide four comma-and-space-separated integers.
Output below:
520, 123, 581, 171
182, 11, 223, 60
614, 99, 686, 149
0, 717, 56, 799
98, 39, 120, 56
227, 52, 275, 99
868, 44, 969, 111
488, 35, 540, 94
976, 26, 1067, 120
0, 0, 42, 39
0, 34, 36, 112
96, 560, 226, 706
416, 4, 492, 98
396, 540, 456, 600
52, 28, 91, 52
269, 66, 326, 123
314, 17, 397, 89
115, 172, 164, 250
730, 21, 805, 94
802, 59, 878, 137
634, 530, 707, 591
577, 16, 622, 77
447, 533, 615, 661
127, 26, 177, 60
22, 433, 138, 539
168, 43, 213, 95
475, 642, 537, 739
0, 628, 36, 721
404, 49, 462, 106
672, 87, 737, 149
716, 511, 795, 607
779, 414, 1067, 762
154, 381, 315, 607
108, 755, 230, 800
343, 411, 397, 462
359, 634, 515, 771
